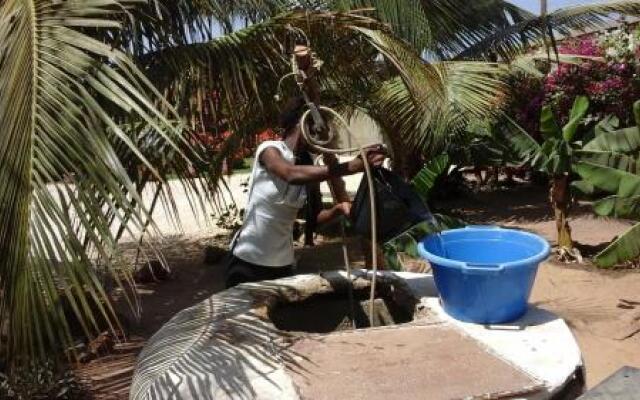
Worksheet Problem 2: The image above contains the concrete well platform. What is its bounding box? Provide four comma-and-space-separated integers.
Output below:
130, 271, 584, 400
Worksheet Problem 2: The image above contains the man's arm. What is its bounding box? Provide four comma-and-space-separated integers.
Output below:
322, 153, 350, 203
260, 147, 384, 185
316, 202, 351, 225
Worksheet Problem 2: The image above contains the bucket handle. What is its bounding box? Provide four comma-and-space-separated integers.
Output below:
462, 263, 505, 275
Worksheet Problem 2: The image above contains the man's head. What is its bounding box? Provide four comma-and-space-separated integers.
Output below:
278, 96, 307, 137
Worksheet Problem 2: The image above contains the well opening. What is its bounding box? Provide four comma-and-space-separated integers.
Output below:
269, 283, 416, 333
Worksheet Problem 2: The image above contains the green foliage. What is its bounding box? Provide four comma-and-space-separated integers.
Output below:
382, 153, 464, 271
459, 116, 531, 168
4, 0, 640, 365
503, 96, 591, 176
0, 0, 194, 364
383, 214, 466, 271
411, 154, 450, 202
563, 96, 590, 141
2, 0, 510, 363
594, 223, 640, 267
574, 100, 640, 267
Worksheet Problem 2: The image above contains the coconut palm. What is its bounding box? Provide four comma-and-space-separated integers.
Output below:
0, 0, 508, 364
3, 0, 640, 366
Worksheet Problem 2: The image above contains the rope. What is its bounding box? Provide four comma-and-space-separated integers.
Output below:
317, 155, 357, 329
300, 106, 380, 327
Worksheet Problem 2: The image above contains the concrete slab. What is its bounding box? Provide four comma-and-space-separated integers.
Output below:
579, 367, 640, 400
287, 324, 543, 400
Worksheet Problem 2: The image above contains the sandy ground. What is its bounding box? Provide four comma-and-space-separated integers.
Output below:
80, 177, 640, 398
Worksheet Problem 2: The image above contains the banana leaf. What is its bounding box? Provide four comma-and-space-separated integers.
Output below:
574, 161, 640, 197
583, 126, 640, 154
594, 115, 620, 137
574, 150, 638, 174
595, 223, 640, 267
593, 195, 640, 219
540, 105, 562, 139
571, 179, 595, 196
562, 95, 589, 142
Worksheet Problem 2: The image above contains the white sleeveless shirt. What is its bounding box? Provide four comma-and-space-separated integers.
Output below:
232, 141, 307, 267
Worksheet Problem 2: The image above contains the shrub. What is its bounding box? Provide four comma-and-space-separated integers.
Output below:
507, 25, 640, 133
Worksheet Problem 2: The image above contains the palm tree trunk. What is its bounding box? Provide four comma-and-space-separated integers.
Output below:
550, 174, 573, 249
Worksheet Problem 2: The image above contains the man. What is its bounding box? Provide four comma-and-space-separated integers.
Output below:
225, 97, 386, 287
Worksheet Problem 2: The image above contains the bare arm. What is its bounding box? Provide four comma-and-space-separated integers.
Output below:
260, 147, 383, 185
316, 202, 351, 225
322, 153, 350, 203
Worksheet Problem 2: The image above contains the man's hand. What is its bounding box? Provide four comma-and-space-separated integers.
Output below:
346, 144, 387, 173
336, 201, 352, 218
317, 201, 352, 225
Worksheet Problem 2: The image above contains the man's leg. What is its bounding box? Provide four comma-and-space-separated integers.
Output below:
225, 257, 293, 288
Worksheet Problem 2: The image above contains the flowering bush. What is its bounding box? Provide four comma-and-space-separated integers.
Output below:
255, 128, 279, 144
598, 27, 640, 62
508, 24, 640, 133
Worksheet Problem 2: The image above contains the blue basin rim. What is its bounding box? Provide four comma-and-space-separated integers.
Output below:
417, 225, 551, 272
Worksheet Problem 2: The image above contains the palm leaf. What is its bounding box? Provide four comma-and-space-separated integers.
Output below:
141, 8, 508, 160
509, 51, 603, 78
457, 0, 640, 60
339, 0, 434, 50
0, 0, 190, 362
364, 61, 508, 156
418, 0, 534, 58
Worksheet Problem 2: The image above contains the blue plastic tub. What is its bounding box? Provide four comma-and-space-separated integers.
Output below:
417, 226, 550, 324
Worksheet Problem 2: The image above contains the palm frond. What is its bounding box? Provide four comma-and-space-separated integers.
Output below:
509, 51, 604, 77
138, 9, 508, 162
362, 60, 508, 156
0, 0, 191, 362
334, 0, 434, 50
457, 0, 640, 60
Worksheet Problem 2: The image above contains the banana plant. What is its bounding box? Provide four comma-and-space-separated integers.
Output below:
573, 100, 640, 267
503, 96, 590, 259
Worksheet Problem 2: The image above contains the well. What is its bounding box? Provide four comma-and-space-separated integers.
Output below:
130, 271, 584, 400
269, 280, 416, 333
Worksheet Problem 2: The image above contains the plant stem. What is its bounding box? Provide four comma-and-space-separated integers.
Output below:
551, 174, 573, 249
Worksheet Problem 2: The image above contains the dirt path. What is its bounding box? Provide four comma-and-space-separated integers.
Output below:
532, 263, 640, 386
78, 180, 640, 397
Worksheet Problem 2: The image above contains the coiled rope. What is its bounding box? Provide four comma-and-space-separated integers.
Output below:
300, 106, 380, 327
280, 26, 382, 326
